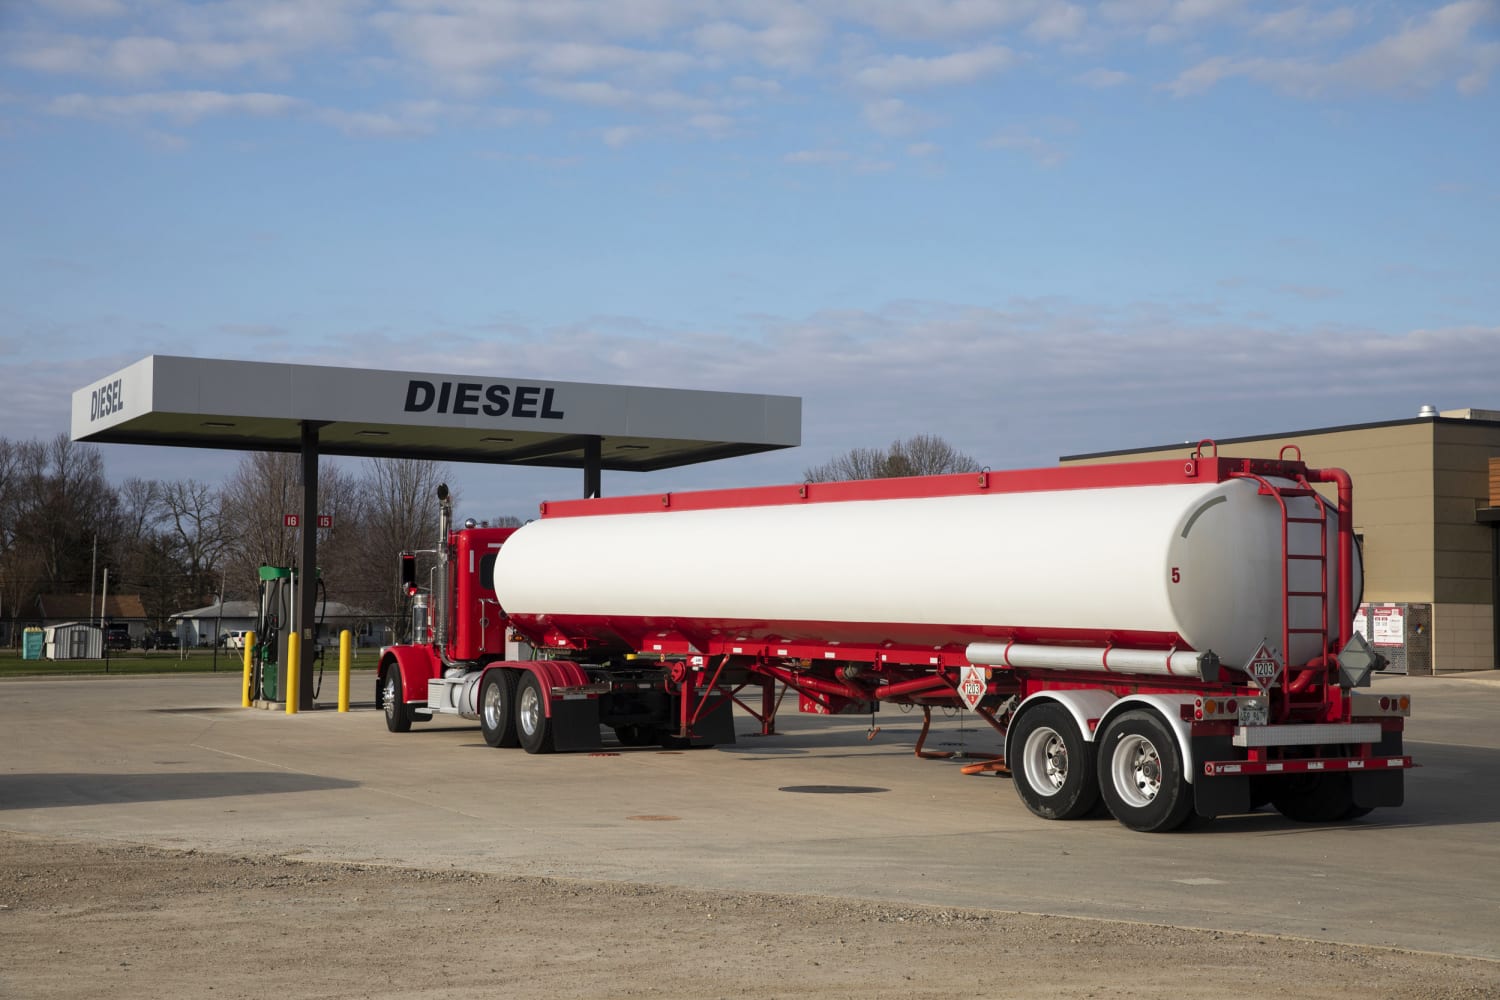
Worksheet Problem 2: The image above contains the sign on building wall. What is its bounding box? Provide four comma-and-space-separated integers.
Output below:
1352, 602, 1432, 676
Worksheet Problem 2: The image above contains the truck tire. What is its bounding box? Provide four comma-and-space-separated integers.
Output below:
516, 673, 555, 755
383, 668, 413, 734
1010, 703, 1099, 821
1097, 710, 1195, 833
479, 670, 520, 748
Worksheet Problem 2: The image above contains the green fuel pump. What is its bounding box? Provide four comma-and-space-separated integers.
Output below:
253, 565, 326, 704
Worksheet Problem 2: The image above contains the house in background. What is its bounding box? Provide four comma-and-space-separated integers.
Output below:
35, 594, 149, 646
171, 600, 257, 648
172, 599, 380, 648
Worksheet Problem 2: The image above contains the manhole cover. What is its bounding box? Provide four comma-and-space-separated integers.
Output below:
778, 785, 889, 795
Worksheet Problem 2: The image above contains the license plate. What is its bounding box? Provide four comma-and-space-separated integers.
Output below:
1238, 703, 1268, 727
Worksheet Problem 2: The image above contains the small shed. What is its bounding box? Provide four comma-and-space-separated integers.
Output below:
44, 622, 103, 660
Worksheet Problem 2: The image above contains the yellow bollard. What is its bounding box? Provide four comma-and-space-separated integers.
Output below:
286, 632, 301, 715
241, 630, 256, 708
338, 630, 352, 712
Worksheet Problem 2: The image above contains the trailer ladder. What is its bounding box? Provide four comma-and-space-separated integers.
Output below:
1232, 468, 1332, 714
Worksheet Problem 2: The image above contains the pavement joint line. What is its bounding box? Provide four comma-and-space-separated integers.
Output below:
192, 740, 493, 821
189, 743, 337, 778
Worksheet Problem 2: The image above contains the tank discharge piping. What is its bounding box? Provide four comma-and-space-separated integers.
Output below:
965, 642, 1221, 682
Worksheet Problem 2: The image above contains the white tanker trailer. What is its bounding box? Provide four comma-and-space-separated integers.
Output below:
378, 444, 1412, 833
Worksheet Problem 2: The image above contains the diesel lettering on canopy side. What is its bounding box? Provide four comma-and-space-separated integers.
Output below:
404, 380, 565, 419
90, 378, 124, 421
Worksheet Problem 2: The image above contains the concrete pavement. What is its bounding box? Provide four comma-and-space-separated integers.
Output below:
2, 669, 1497, 959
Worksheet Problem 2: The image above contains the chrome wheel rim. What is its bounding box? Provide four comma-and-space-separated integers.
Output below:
383, 675, 397, 718
1111, 734, 1162, 808
1022, 726, 1068, 796
482, 680, 503, 730
519, 684, 541, 737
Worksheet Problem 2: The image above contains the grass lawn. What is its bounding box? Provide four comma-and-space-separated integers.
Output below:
0, 646, 251, 678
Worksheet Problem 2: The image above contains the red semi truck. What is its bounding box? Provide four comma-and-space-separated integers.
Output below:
377, 444, 1413, 832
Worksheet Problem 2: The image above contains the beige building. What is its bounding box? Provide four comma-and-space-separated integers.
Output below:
1061, 407, 1500, 675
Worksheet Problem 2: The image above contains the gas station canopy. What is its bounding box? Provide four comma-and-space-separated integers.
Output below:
71, 355, 801, 471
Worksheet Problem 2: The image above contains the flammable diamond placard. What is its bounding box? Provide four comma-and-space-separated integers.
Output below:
958, 665, 987, 711
1246, 641, 1283, 691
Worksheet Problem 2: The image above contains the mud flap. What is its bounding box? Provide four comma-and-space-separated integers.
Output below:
550, 698, 603, 752
1192, 734, 1251, 818
691, 693, 737, 746
1352, 730, 1404, 809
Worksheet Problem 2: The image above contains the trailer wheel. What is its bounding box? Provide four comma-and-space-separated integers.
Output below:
516, 673, 555, 754
479, 670, 520, 749
1010, 704, 1099, 821
382, 668, 413, 734
1097, 710, 1194, 833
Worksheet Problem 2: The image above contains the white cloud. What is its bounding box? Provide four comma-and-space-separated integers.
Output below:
834, 0, 1032, 39
1169, 1, 1500, 97
691, 9, 826, 72
41, 0, 128, 19
730, 75, 782, 94
852, 45, 1017, 91
42, 89, 544, 139
527, 42, 702, 79
47, 89, 302, 123
862, 96, 939, 136
1252, 5, 1360, 43
985, 130, 1068, 167
528, 78, 714, 114
601, 124, 644, 147
342, 303, 1500, 480
784, 148, 851, 165
1028, 2, 1087, 42
317, 108, 434, 138
1075, 67, 1130, 88
688, 112, 734, 136
371, 9, 530, 89
12, 2, 362, 80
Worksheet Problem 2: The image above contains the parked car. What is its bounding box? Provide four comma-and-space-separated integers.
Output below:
104, 625, 131, 651
223, 630, 247, 650
141, 630, 179, 650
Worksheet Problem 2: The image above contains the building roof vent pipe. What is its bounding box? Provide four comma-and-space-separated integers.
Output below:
1417, 404, 1439, 418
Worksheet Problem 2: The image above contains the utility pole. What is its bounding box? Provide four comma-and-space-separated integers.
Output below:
213, 568, 225, 671
89, 534, 97, 624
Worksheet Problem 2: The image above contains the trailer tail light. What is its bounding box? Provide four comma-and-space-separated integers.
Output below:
1192, 696, 1240, 721
1350, 692, 1412, 717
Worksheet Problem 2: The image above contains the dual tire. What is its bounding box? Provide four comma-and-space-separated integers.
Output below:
479, 669, 554, 754
1010, 704, 1194, 833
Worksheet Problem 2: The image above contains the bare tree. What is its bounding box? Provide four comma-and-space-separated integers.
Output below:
0, 439, 25, 641
12, 435, 121, 593
352, 458, 453, 640
158, 479, 227, 607
802, 434, 981, 482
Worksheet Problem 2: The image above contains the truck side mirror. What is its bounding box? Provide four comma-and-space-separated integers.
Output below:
400, 552, 417, 594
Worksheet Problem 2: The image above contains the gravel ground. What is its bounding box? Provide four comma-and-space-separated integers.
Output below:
2, 831, 1497, 1000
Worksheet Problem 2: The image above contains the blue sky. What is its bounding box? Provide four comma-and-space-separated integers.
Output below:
2, 0, 1497, 520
